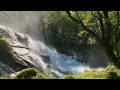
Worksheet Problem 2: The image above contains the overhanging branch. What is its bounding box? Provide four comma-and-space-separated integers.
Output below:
97, 11, 105, 39
66, 11, 102, 43
115, 11, 120, 38
0, 11, 12, 24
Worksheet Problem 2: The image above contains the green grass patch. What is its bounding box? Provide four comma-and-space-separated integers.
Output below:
64, 65, 120, 79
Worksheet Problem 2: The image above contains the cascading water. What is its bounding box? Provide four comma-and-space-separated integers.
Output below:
0, 11, 104, 78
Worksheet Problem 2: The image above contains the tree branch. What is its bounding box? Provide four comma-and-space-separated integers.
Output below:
103, 11, 109, 18
66, 11, 102, 44
0, 11, 12, 24
97, 11, 105, 39
115, 11, 120, 39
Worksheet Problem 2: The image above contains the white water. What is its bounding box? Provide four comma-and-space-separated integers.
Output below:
28, 35, 103, 74
0, 11, 104, 77
0, 25, 103, 77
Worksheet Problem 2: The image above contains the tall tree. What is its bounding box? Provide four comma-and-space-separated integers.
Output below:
43, 11, 94, 55
66, 11, 120, 68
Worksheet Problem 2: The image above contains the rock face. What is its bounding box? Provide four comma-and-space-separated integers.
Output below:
0, 33, 28, 76
0, 25, 105, 78
0, 25, 64, 78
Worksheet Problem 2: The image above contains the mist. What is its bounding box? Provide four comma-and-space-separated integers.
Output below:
0, 11, 48, 42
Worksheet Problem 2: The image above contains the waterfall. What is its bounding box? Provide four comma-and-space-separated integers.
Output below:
0, 11, 103, 78
0, 11, 47, 42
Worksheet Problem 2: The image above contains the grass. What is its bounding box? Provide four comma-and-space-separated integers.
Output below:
13, 65, 120, 79
64, 65, 120, 79
0, 65, 119, 79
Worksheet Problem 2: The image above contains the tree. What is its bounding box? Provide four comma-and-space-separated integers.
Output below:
43, 11, 95, 56
66, 11, 120, 68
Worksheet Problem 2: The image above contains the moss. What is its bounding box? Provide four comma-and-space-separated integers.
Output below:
14, 68, 55, 79
104, 65, 119, 72
33, 73, 55, 79
78, 70, 104, 79
103, 65, 120, 79
0, 35, 12, 62
14, 68, 39, 79
104, 71, 119, 79
0, 76, 8, 79
64, 65, 120, 79
64, 74, 77, 79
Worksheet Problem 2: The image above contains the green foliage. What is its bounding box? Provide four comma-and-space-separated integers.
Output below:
3, 65, 120, 79
43, 11, 96, 55
64, 65, 120, 79
14, 68, 39, 79
64, 70, 104, 79
64, 74, 79, 79
33, 73, 55, 79
14, 68, 55, 79
0, 34, 13, 61
103, 65, 120, 79
66, 11, 120, 68
0, 76, 8, 79
104, 65, 118, 72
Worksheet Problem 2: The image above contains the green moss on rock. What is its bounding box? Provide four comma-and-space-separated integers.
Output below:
0, 35, 12, 61
14, 68, 55, 79
14, 68, 39, 79
64, 74, 77, 79
33, 73, 55, 79
64, 65, 120, 79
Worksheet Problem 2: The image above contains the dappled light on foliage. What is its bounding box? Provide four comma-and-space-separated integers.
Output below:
0, 11, 120, 79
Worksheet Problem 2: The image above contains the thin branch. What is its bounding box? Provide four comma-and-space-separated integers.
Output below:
66, 11, 102, 44
90, 12, 102, 38
97, 11, 105, 39
115, 31, 120, 45
115, 11, 120, 38
0, 11, 12, 24
103, 11, 109, 18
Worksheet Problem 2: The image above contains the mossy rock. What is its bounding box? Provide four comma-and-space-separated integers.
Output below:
64, 65, 120, 79
33, 73, 55, 79
14, 68, 39, 79
104, 65, 119, 72
103, 65, 120, 79
104, 71, 120, 79
14, 68, 55, 79
0, 35, 12, 61
64, 74, 77, 79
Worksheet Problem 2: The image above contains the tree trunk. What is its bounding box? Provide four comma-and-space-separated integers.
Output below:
66, 11, 120, 68
102, 43, 120, 68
